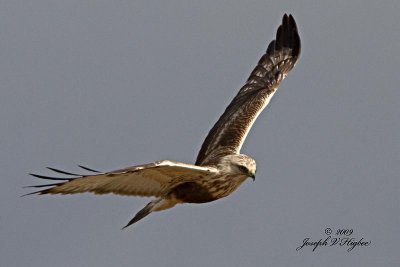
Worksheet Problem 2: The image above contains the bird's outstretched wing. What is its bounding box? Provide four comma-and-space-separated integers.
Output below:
196, 14, 301, 166
26, 161, 217, 197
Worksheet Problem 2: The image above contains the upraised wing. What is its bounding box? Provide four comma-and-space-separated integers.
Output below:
196, 14, 301, 165
26, 161, 217, 197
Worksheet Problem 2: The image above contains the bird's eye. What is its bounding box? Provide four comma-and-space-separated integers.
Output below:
238, 165, 248, 173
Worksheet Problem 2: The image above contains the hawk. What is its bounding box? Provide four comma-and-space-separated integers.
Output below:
27, 14, 301, 228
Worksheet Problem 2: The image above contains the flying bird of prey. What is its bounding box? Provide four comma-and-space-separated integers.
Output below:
27, 14, 301, 228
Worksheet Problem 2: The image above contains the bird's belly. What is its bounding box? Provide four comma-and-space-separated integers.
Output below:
170, 182, 216, 203
170, 175, 247, 204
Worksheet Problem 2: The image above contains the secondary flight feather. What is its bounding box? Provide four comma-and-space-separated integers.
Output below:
27, 14, 301, 228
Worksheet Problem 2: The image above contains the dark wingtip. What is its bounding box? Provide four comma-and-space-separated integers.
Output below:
21, 191, 38, 197
289, 14, 297, 28
46, 167, 80, 176
289, 14, 301, 57
78, 165, 101, 173
22, 182, 64, 196
275, 13, 301, 58
21, 189, 47, 197
29, 173, 71, 181
26, 170, 72, 196
21, 188, 47, 197
24, 182, 63, 188
282, 13, 289, 23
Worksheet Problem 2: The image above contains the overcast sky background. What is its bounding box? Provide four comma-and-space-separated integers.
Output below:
1, 1, 399, 266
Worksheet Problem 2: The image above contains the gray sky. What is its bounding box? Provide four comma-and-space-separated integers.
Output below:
1, 1, 399, 266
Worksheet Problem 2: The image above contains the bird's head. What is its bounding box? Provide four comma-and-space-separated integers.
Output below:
218, 154, 257, 180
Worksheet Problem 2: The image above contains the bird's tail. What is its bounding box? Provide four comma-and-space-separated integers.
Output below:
121, 197, 178, 229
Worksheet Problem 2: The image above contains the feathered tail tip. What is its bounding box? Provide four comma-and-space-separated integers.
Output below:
121, 201, 155, 229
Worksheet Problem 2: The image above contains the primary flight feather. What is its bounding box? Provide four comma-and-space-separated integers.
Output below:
27, 14, 301, 228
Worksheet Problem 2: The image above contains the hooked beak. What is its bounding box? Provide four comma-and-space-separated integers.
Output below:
249, 173, 256, 181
